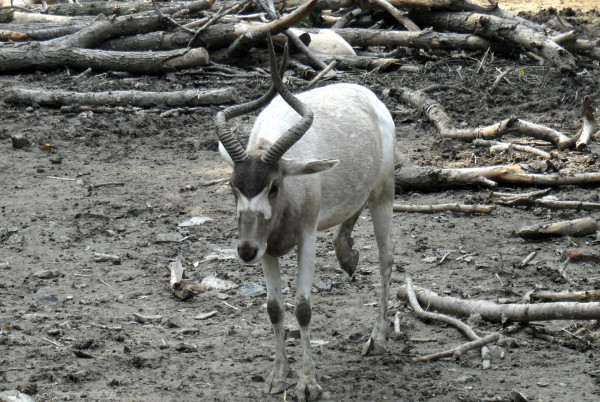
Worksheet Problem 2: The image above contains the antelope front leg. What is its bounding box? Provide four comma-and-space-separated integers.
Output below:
295, 230, 322, 402
262, 254, 293, 394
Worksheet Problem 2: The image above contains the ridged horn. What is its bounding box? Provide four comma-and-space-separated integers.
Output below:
261, 32, 314, 165
214, 39, 289, 164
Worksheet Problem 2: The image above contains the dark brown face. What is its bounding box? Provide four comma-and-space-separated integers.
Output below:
230, 156, 282, 264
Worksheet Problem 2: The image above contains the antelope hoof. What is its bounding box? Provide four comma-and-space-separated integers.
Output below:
295, 376, 322, 402
264, 379, 292, 395
264, 366, 293, 394
335, 247, 359, 277
361, 336, 388, 356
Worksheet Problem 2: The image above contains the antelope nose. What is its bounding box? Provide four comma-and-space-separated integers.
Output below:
238, 242, 258, 263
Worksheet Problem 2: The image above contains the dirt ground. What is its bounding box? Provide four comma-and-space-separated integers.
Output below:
2, 3, 600, 402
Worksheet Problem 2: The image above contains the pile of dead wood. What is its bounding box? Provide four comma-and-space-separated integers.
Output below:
0, 0, 598, 74
2, 0, 598, 195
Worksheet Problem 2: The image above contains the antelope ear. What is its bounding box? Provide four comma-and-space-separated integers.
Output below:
218, 142, 235, 167
280, 158, 339, 176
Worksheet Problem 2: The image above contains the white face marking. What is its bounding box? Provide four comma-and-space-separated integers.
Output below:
235, 186, 272, 220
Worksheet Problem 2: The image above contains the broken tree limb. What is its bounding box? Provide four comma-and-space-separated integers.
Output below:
562, 248, 600, 263
396, 162, 600, 192
0, 46, 210, 74
577, 96, 595, 151
6, 11, 82, 24
397, 283, 600, 323
393, 203, 495, 213
395, 164, 521, 191
490, 191, 600, 212
367, 0, 420, 32
258, 0, 328, 70
212, 1, 318, 63
411, 11, 578, 72
413, 333, 499, 363
500, 171, 600, 186
515, 217, 599, 240
333, 27, 493, 52
168, 260, 206, 301
3, 87, 239, 108
473, 139, 551, 159
529, 290, 600, 303
405, 278, 496, 364
55, 0, 213, 49
394, 87, 572, 147
404, 278, 480, 340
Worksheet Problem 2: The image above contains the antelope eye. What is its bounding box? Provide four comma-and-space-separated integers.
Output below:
269, 182, 279, 196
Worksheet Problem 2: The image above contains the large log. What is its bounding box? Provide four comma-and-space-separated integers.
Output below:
102, 25, 495, 53
333, 27, 494, 52
44, 0, 215, 17
395, 164, 600, 192
3, 86, 238, 108
0, 46, 210, 74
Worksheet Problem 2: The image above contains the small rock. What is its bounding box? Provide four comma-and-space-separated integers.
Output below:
313, 279, 332, 291
11, 134, 31, 149
175, 342, 197, 353
155, 233, 183, 243
194, 311, 217, 320
49, 155, 62, 164
131, 313, 163, 324
38, 295, 58, 304
178, 216, 212, 227
201, 276, 238, 291
0, 390, 35, 402
0, 261, 10, 270
203, 248, 237, 261
33, 270, 61, 279
163, 318, 180, 328
286, 328, 301, 339
6, 232, 23, 245
239, 283, 265, 297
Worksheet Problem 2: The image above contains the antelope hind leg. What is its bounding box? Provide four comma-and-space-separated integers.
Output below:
333, 206, 364, 277
362, 199, 393, 356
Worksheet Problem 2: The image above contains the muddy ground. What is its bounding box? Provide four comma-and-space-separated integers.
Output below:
2, 6, 600, 402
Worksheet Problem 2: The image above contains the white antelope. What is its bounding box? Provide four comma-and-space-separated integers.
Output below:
215, 34, 395, 401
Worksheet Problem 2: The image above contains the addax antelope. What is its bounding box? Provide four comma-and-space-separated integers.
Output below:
215, 33, 396, 401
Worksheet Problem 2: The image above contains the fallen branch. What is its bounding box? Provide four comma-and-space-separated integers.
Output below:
490, 191, 600, 211
529, 290, 600, 303
413, 333, 499, 363
518, 251, 537, 268
393, 203, 495, 213
397, 283, 600, 323
577, 96, 595, 150
368, 0, 420, 32
3, 87, 240, 108
515, 217, 599, 240
334, 27, 492, 53
404, 278, 496, 364
562, 248, 600, 262
394, 87, 573, 147
258, 0, 328, 70
473, 139, 551, 159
